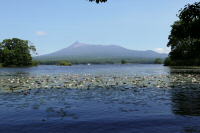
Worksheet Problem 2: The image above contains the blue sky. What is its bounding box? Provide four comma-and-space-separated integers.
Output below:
0, 0, 197, 55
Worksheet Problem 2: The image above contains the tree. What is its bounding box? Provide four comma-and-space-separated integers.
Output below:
88, 0, 107, 4
164, 57, 171, 66
154, 58, 162, 64
167, 2, 200, 63
57, 61, 72, 66
58, 61, 68, 66
0, 38, 36, 67
121, 59, 127, 64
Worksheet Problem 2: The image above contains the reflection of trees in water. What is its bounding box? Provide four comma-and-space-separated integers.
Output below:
0, 71, 30, 78
184, 126, 200, 133
14, 71, 30, 77
170, 75, 200, 133
168, 67, 200, 116
169, 67, 200, 75
0, 68, 30, 77
171, 87, 200, 116
169, 67, 200, 116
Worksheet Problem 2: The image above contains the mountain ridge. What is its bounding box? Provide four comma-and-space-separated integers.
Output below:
35, 41, 168, 60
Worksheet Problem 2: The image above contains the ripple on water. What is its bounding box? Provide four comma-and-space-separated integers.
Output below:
0, 65, 200, 132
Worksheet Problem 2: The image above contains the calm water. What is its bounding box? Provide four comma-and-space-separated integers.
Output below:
0, 64, 169, 76
0, 64, 200, 133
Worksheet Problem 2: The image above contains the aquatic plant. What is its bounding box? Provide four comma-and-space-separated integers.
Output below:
0, 72, 199, 94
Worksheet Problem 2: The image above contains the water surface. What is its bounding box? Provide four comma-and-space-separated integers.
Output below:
0, 64, 200, 133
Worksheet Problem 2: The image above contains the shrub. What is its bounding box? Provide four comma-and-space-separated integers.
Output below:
121, 59, 127, 64
58, 61, 72, 66
32, 60, 39, 66
154, 58, 162, 64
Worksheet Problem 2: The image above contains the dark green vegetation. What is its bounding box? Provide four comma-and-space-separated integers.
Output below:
164, 57, 171, 66
37, 58, 159, 65
121, 59, 127, 64
154, 58, 162, 64
88, 0, 107, 3
0, 38, 37, 67
57, 61, 72, 66
31, 60, 39, 66
165, 2, 200, 66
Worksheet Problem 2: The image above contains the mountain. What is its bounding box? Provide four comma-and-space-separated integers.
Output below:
35, 41, 168, 60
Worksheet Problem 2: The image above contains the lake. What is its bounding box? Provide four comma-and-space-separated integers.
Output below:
0, 64, 200, 133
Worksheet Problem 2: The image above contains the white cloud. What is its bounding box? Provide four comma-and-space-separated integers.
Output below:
36, 31, 47, 36
154, 47, 171, 54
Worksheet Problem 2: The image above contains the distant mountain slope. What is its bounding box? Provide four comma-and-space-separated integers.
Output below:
35, 41, 168, 60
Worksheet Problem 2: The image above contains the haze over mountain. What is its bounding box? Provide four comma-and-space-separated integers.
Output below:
35, 41, 168, 60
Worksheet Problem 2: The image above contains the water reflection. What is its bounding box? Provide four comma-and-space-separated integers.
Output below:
168, 67, 200, 116
0, 71, 30, 77
169, 66, 200, 74
171, 87, 200, 116
0, 65, 200, 132
167, 67, 200, 132
184, 126, 200, 132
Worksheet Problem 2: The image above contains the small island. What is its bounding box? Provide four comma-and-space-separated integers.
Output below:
154, 58, 162, 64
121, 59, 127, 64
57, 61, 72, 66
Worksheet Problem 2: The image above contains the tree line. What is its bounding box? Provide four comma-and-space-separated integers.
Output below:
37, 58, 158, 65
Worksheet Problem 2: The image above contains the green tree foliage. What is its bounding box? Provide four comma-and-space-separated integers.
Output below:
31, 60, 39, 66
167, 2, 200, 64
57, 61, 72, 66
0, 38, 36, 67
164, 57, 171, 66
121, 59, 127, 64
154, 58, 162, 64
88, 0, 107, 4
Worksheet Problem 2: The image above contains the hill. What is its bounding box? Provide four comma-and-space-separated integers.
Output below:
34, 41, 167, 61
